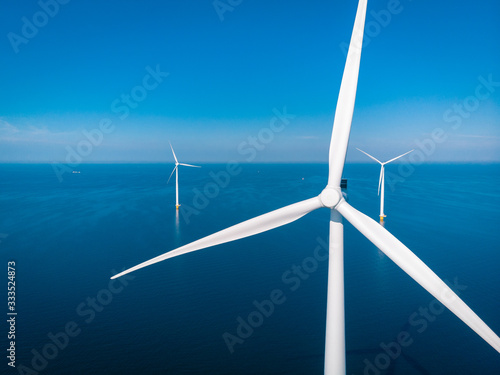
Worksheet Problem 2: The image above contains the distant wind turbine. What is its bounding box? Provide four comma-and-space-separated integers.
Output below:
357, 148, 413, 222
167, 143, 200, 210
113, 1, 500, 373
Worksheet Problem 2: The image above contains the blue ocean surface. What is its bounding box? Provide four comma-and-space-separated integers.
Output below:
1, 163, 500, 374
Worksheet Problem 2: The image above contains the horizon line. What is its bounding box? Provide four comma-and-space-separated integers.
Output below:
1, 161, 499, 165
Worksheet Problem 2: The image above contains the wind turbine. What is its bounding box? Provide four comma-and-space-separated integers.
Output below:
357, 148, 413, 222
112, 1, 500, 373
167, 143, 200, 210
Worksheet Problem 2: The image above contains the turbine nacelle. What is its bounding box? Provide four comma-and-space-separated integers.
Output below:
320, 187, 342, 209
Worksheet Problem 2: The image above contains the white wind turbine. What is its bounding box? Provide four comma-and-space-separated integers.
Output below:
167, 143, 200, 210
113, 1, 500, 373
357, 148, 413, 222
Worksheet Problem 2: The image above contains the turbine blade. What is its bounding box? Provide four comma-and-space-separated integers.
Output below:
377, 166, 384, 196
167, 165, 178, 184
384, 149, 414, 164
357, 148, 382, 164
111, 196, 323, 279
327, 0, 368, 187
179, 163, 201, 168
336, 200, 500, 353
169, 142, 178, 163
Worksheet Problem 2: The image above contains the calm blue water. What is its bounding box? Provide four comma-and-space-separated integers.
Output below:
1, 163, 499, 374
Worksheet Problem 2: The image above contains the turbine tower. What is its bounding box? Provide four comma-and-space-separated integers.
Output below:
113, 1, 500, 373
357, 148, 413, 222
167, 143, 200, 210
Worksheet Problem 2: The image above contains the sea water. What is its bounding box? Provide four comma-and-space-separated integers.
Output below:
0, 163, 499, 374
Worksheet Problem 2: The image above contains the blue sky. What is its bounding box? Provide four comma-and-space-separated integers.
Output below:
0, 0, 499, 163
